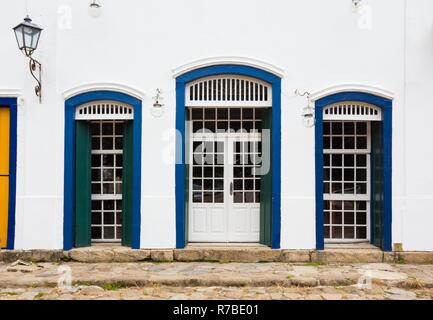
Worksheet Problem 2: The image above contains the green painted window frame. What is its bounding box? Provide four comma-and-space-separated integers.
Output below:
260, 107, 272, 246
75, 121, 92, 247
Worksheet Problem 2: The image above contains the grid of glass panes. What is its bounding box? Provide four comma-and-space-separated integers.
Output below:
233, 141, 261, 204
323, 121, 370, 241
189, 108, 263, 133
91, 121, 124, 242
324, 200, 368, 240
192, 141, 225, 204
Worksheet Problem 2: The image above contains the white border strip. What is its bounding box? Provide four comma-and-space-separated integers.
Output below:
310, 84, 394, 102
172, 56, 285, 78
0, 89, 21, 98
63, 83, 145, 100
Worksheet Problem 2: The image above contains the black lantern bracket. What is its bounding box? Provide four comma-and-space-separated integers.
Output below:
13, 16, 43, 103
28, 55, 42, 103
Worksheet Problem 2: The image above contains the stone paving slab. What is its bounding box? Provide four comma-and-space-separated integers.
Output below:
1, 285, 432, 300
2, 247, 433, 264
1, 262, 433, 290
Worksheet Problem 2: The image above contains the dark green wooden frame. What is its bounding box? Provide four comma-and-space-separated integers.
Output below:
75, 120, 134, 247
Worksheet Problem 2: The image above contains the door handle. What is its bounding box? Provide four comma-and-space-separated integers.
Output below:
230, 182, 233, 196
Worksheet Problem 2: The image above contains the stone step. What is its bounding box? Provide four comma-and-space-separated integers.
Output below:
1, 247, 433, 264
1, 262, 432, 290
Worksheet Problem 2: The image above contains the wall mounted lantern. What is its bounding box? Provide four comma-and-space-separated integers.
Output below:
352, 0, 362, 9
295, 89, 315, 128
89, 0, 103, 18
13, 16, 43, 103
151, 89, 165, 118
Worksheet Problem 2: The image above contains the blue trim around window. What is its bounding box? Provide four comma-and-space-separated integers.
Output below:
175, 64, 282, 249
64, 91, 142, 250
314, 92, 392, 251
0, 98, 17, 250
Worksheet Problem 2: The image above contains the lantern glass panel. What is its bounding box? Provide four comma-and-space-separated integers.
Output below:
13, 26, 24, 49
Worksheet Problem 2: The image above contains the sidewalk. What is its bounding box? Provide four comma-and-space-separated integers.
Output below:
1, 261, 433, 289
1, 261, 433, 300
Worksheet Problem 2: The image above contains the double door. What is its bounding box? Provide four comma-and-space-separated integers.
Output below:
189, 135, 262, 243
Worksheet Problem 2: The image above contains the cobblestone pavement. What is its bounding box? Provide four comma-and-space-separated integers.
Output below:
0, 285, 432, 300
1, 261, 433, 300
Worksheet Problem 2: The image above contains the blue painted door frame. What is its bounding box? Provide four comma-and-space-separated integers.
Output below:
314, 92, 392, 251
0, 98, 17, 250
175, 65, 282, 249
63, 91, 142, 250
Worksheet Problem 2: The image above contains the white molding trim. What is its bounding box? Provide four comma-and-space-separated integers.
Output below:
0, 89, 22, 98
63, 83, 145, 100
310, 84, 394, 102
172, 56, 285, 78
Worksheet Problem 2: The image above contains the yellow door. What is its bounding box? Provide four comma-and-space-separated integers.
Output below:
0, 107, 10, 248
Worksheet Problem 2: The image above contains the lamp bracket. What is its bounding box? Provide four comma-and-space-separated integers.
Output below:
153, 88, 165, 107
28, 56, 42, 103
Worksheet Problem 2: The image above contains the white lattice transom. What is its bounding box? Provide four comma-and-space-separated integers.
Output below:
323, 102, 382, 121
186, 75, 272, 107
75, 101, 134, 120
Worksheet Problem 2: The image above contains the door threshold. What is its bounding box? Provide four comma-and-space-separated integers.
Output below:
91, 243, 122, 247
325, 242, 379, 250
187, 243, 268, 248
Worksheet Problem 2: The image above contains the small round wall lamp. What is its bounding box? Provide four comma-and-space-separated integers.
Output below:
295, 89, 315, 128
13, 16, 43, 103
89, 0, 103, 18
151, 89, 165, 118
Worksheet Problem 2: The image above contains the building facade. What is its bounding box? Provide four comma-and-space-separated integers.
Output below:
0, 0, 432, 252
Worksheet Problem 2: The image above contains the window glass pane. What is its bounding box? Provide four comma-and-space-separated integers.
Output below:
344, 154, 354, 167
217, 108, 228, 120
356, 137, 367, 149
323, 122, 330, 135
92, 137, 100, 150
193, 192, 202, 203
214, 192, 224, 203
234, 192, 243, 203
92, 227, 102, 239
356, 227, 367, 239
204, 121, 215, 132
332, 122, 343, 135
115, 123, 124, 135
332, 154, 342, 167
102, 137, 114, 150
193, 179, 202, 190
230, 108, 241, 120
332, 227, 342, 238
344, 227, 355, 239
203, 192, 213, 203
244, 192, 254, 203
104, 227, 115, 239
192, 109, 203, 120
103, 212, 115, 224
205, 108, 216, 120
102, 123, 113, 135
92, 212, 102, 224
214, 179, 223, 191
332, 137, 343, 149
344, 122, 355, 135
356, 122, 367, 134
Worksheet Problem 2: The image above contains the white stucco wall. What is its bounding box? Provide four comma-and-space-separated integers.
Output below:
0, 0, 432, 251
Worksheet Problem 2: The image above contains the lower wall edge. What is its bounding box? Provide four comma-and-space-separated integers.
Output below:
1, 248, 433, 264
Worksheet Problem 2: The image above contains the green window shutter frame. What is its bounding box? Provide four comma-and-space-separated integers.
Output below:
371, 122, 384, 248
184, 112, 190, 244
260, 108, 272, 246
122, 121, 134, 247
75, 121, 92, 247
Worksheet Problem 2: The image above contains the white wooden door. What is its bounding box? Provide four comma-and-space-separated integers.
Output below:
188, 136, 261, 243
227, 137, 261, 242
